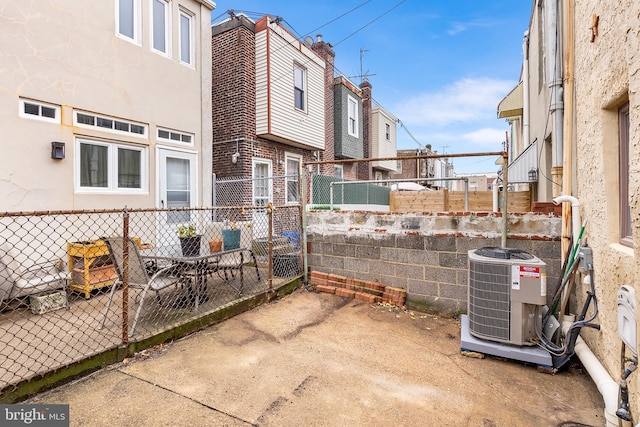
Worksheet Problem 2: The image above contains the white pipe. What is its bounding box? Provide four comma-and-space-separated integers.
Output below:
563, 320, 619, 427
552, 195, 581, 243
492, 181, 499, 212
522, 30, 530, 147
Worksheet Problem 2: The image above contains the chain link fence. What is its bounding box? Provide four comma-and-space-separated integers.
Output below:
0, 181, 302, 394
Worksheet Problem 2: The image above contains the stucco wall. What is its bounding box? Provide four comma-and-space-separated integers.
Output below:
573, 0, 640, 399
306, 210, 562, 313
0, 0, 213, 212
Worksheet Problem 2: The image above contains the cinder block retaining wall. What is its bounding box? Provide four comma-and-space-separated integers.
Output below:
306, 210, 563, 314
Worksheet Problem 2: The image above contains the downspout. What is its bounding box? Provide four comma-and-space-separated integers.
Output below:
562, 0, 575, 262
548, 0, 564, 197
563, 319, 619, 427
522, 30, 530, 148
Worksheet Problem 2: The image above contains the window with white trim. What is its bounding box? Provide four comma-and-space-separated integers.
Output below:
74, 111, 147, 137
347, 96, 358, 137
294, 63, 306, 111
619, 102, 632, 246
385, 123, 390, 141
396, 160, 402, 173
285, 154, 301, 203
157, 128, 193, 144
179, 9, 194, 66
76, 139, 147, 193
116, 0, 140, 44
19, 99, 60, 123
334, 165, 343, 179
151, 0, 170, 56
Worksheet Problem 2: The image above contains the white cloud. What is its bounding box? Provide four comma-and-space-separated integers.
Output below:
462, 128, 507, 147
394, 77, 514, 127
447, 19, 498, 36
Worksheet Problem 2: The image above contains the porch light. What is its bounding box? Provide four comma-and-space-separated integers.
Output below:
528, 168, 538, 182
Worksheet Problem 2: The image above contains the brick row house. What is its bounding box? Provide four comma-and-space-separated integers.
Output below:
210, 13, 397, 217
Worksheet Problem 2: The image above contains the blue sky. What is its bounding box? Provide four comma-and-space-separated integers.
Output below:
211, 1, 532, 174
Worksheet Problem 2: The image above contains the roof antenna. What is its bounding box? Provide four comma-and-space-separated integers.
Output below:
348, 48, 376, 84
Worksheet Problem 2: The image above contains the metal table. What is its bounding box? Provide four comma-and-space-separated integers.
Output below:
140, 246, 248, 312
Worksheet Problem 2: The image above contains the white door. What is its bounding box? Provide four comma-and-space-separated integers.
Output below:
158, 148, 197, 245
252, 158, 272, 239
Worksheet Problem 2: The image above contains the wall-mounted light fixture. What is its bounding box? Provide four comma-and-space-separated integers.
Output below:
231, 152, 240, 164
51, 141, 65, 159
528, 167, 538, 182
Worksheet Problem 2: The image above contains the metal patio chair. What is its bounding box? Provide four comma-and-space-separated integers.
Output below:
98, 236, 180, 337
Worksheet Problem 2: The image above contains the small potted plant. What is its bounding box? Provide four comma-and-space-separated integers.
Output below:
177, 224, 201, 257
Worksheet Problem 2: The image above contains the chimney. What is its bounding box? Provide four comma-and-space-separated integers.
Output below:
316, 34, 322, 42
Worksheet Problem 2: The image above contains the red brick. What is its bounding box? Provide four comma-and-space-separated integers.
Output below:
316, 285, 336, 294
328, 279, 344, 289
335, 288, 356, 298
365, 282, 386, 293
355, 292, 376, 303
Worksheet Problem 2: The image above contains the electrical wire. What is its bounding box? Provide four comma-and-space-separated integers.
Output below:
286, 0, 374, 40
332, 0, 407, 47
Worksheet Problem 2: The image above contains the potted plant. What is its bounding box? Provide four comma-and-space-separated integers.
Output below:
177, 224, 201, 257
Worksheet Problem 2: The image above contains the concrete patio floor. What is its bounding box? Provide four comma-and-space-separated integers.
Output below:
28, 288, 604, 426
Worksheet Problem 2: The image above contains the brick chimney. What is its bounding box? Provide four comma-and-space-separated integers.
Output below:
359, 79, 372, 180
312, 35, 336, 176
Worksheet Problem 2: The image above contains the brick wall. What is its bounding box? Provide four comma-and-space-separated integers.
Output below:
306, 210, 562, 314
311, 39, 335, 176
358, 81, 372, 180
211, 16, 256, 179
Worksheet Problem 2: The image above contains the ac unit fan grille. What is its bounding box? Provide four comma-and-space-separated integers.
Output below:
468, 260, 510, 341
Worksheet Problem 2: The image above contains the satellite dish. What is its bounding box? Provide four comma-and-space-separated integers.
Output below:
303, 36, 314, 47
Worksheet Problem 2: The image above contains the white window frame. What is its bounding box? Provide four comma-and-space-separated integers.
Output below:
385, 123, 391, 141
74, 110, 148, 138
116, 0, 141, 44
347, 95, 358, 137
285, 153, 302, 204
334, 165, 344, 179
19, 99, 60, 123
75, 138, 148, 194
157, 128, 194, 145
151, 0, 171, 57
294, 63, 307, 112
179, 9, 194, 66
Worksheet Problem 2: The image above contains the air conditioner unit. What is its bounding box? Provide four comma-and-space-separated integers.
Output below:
467, 247, 547, 346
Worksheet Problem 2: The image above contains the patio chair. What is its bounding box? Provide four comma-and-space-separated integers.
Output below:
207, 249, 260, 296
98, 236, 180, 337
0, 243, 68, 308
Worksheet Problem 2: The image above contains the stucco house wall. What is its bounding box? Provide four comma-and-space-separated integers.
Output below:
572, 0, 640, 403
0, 0, 214, 212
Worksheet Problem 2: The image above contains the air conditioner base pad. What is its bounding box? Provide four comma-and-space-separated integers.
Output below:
460, 314, 553, 368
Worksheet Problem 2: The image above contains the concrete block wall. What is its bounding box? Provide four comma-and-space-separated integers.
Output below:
306, 210, 562, 314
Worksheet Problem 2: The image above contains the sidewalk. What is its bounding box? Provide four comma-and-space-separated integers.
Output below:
28, 288, 604, 426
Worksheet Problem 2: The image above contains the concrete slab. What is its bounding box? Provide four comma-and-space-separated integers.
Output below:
28, 288, 604, 426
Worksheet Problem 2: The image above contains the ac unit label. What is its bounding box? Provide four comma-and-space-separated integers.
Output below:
511, 265, 542, 290
519, 266, 540, 278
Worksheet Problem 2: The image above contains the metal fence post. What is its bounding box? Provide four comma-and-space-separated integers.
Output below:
122, 209, 129, 345
268, 204, 273, 289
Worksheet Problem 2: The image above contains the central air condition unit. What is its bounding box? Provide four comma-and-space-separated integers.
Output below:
467, 247, 547, 346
